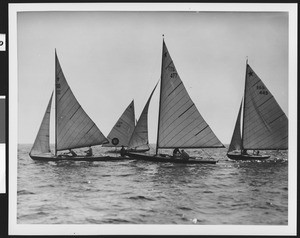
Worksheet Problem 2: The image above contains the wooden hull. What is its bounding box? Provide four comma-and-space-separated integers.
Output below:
227, 153, 270, 161
125, 152, 218, 164
29, 154, 131, 162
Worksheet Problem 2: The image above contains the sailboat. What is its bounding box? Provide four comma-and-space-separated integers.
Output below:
127, 82, 158, 152
226, 61, 288, 160
126, 37, 224, 164
29, 51, 128, 162
102, 100, 136, 151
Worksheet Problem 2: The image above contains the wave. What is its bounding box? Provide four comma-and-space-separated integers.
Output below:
128, 195, 155, 201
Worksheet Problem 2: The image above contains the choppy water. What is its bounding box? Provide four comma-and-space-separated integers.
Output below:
17, 144, 288, 225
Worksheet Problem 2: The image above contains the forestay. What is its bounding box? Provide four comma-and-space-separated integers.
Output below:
242, 64, 288, 150
103, 100, 135, 147
55, 52, 108, 151
128, 83, 158, 150
30, 92, 53, 155
228, 100, 243, 153
157, 40, 224, 149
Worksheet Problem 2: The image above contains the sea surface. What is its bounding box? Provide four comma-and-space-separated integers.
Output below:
17, 144, 288, 225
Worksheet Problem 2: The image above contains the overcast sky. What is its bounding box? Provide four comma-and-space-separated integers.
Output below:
17, 8, 289, 145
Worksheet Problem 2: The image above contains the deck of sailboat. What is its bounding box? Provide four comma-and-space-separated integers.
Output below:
29, 154, 131, 162
226, 153, 270, 161
106, 148, 150, 154
125, 152, 218, 164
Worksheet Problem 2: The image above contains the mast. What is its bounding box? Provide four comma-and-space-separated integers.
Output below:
55, 49, 57, 156
241, 58, 248, 153
155, 35, 164, 155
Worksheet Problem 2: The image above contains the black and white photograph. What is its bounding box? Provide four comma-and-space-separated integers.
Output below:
8, 2, 297, 236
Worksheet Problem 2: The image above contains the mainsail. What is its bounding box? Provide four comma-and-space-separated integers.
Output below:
103, 100, 135, 147
228, 100, 243, 153
242, 64, 288, 150
30, 92, 53, 155
156, 40, 224, 149
55, 51, 108, 151
128, 83, 158, 150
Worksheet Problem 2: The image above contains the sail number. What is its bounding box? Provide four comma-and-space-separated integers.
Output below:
170, 73, 178, 78
56, 83, 61, 95
257, 85, 268, 95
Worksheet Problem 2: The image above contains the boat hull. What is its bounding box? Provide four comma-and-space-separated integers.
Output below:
126, 152, 218, 164
227, 153, 270, 161
29, 154, 131, 162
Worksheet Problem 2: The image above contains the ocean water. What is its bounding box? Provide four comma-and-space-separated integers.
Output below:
17, 144, 288, 225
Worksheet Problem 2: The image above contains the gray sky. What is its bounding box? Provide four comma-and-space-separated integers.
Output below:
17, 10, 289, 144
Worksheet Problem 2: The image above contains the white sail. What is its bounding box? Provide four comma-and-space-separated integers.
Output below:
128, 83, 158, 150
30, 92, 53, 155
242, 64, 288, 150
157, 40, 224, 149
103, 100, 135, 147
228, 100, 243, 153
55, 52, 108, 151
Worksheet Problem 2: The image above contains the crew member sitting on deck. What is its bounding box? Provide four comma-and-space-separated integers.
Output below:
242, 149, 248, 155
85, 147, 93, 156
120, 145, 126, 157
69, 149, 77, 157
173, 147, 181, 158
180, 149, 189, 161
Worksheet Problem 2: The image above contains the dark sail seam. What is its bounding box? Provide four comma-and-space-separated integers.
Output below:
160, 106, 197, 136
70, 123, 95, 149
251, 79, 260, 88
58, 87, 70, 102
168, 82, 182, 97
160, 111, 201, 145
69, 106, 81, 120
256, 96, 273, 108
161, 86, 185, 115
178, 104, 194, 118
163, 121, 197, 146
164, 60, 173, 69
160, 88, 186, 122
195, 125, 209, 136
269, 113, 285, 125
244, 122, 287, 149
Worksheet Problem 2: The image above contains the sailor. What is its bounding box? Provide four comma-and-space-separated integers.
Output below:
120, 145, 126, 157
69, 149, 77, 157
173, 147, 180, 156
85, 147, 93, 156
242, 149, 248, 155
180, 149, 189, 161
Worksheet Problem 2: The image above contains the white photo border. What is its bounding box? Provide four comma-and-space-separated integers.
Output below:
9, 2, 297, 236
